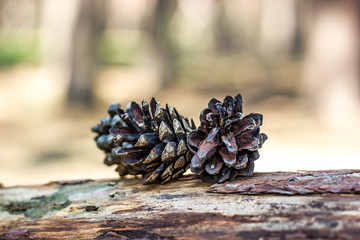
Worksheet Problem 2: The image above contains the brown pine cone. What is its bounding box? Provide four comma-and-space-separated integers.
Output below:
92, 98, 196, 184
188, 94, 268, 183
91, 103, 143, 176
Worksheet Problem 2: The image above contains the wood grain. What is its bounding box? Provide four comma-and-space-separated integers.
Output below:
211, 170, 360, 195
1, 170, 360, 239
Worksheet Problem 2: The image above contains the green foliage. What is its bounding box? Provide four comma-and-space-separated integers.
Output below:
97, 30, 146, 66
0, 31, 40, 66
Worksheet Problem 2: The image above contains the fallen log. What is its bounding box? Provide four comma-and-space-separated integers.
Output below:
1, 170, 360, 239
211, 170, 360, 195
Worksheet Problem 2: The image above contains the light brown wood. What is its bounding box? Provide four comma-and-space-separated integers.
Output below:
1, 171, 360, 239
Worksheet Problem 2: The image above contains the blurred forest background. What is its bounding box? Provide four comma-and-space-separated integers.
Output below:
0, 0, 359, 186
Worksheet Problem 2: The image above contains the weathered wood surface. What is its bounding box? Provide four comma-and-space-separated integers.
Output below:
1, 170, 360, 240
212, 170, 360, 195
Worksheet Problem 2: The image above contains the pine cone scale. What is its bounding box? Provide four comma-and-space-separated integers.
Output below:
143, 143, 165, 164
177, 140, 187, 156
234, 153, 248, 169
116, 147, 147, 165
134, 133, 159, 147
187, 130, 207, 152
234, 94, 243, 114
205, 158, 223, 175
219, 146, 237, 167
159, 121, 176, 142
191, 127, 221, 168
191, 142, 218, 169
221, 132, 236, 148
219, 167, 232, 183
129, 102, 144, 126
161, 142, 177, 162
109, 126, 132, 136
174, 155, 186, 169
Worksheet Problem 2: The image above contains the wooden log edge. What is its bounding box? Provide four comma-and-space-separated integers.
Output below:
0, 170, 360, 239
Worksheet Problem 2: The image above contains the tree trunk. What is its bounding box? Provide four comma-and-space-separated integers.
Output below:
1, 170, 360, 239
147, 0, 178, 88
67, 0, 106, 107
302, 0, 360, 129
214, 0, 237, 52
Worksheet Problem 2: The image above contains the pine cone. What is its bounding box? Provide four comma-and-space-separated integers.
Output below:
91, 103, 143, 176
188, 94, 268, 183
92, 98, 196, 184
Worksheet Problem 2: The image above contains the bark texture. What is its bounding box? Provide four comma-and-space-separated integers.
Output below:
211, 170, 360, 195
1, 170, 360, 239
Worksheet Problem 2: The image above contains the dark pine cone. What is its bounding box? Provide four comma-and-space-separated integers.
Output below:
91, 103, 143, 176
188, 94, 268, 183
92, 98, 196, 184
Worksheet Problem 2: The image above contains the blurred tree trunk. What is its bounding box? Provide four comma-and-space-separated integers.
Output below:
258, 0, 297, 57
0, 1, 5, 27
302, 0, 360, 128
147, 0, 178, 88
214, 0, 237, 52
68, 0, 106, 107
291, 0, 306, 57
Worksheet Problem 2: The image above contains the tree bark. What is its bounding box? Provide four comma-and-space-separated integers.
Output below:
1, 170, 360, 239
